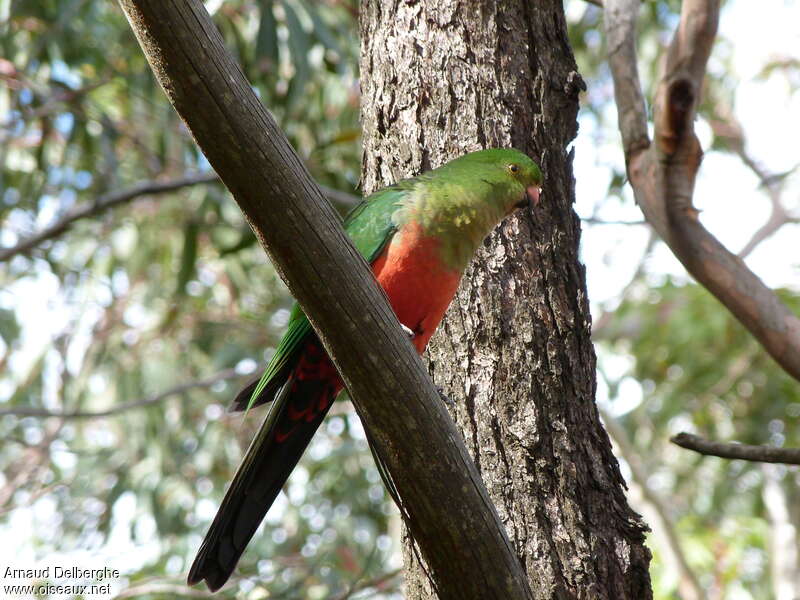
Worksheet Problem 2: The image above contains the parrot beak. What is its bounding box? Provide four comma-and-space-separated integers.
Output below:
514, 185, 541, 208
513, 186, 541, 211
526, 185, 541, 207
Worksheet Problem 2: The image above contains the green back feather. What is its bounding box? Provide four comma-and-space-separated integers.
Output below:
245, 186, 405, 411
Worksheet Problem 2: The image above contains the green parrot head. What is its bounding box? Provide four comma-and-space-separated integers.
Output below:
469, 147, 543, 212
394, 148, 544, 269
425, 147, 543, 215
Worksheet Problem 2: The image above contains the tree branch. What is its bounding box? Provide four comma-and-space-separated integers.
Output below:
330, 568, 402, 600
707, 109, 798, 258
0, 172, 218, 262
117, 1, 532, 598
738, 202, 797, 260
0, 368, 240, 419
582, 216, 646, 226
671, 433, 800, 465
731, 149, 798, 259
0, 173, 358, 263
115, 582, 215, 599
604, 0, 800, 383
604, 0, 650, 158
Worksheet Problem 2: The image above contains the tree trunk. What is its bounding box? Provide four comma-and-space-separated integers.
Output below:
120, 2, 538, 596
359, 1, 653, 598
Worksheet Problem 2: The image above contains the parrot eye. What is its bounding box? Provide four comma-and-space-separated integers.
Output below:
508, 164, 519, 173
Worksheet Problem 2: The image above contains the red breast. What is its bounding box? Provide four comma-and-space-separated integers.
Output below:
371, 222, 462, 353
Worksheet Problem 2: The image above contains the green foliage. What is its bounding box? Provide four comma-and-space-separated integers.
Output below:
599, 281, 800, 600
1, 1, 400, 597
566, 1, 800, 598
614, 283, 800, 448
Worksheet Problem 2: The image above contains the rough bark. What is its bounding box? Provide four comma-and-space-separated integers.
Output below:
360, 1, 652, 598
120, 2, 532, 598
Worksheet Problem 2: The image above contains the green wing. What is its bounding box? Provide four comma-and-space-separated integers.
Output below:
238, 186, 406, 411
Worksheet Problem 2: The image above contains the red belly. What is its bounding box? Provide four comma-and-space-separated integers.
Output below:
370, 223, 462, 353
281, 223, 461, 435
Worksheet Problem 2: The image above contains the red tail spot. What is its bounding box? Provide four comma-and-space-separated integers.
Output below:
275, 426, 295, 443
287, 401, 312, 422
317, 388, 333, 412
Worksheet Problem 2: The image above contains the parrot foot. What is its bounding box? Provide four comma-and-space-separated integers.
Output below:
400, 323, 415, 340
437, 387, 456, 408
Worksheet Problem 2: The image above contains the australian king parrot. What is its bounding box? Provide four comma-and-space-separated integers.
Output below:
188, 148, 543, 590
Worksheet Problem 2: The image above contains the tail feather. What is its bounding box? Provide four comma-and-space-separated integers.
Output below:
228, 363, 292, 413
228, 376, 260, 412
188, 374, 338, 591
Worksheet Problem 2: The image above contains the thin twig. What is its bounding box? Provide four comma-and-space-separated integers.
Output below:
0, 175, 359, 263
581, 216, 646, 226
0, 367, 241, 419
732, 140, 797, 259
671, 433, 800, 465
738, 205, 797, 259
331, 568, 402, 600
708, 110, 798, 258
114, 582, 216, 599
1, 78, 112, 128
0, 173, 219, 262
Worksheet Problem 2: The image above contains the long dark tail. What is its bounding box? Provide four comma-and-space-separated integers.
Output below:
188, 372, 338, 591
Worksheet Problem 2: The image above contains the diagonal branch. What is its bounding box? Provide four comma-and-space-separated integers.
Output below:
0, 174, 358, 263
708, 109, 798, 258
117, 1, 532, 598
738, 200, 797, 260
330, 568, 402, 600
604, 0, 800, 382
672, 433, 800, 465
730, 149, 798, 259
0, 368, 240, 419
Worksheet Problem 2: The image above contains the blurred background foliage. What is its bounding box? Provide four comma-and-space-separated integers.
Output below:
0, 0, 798, 598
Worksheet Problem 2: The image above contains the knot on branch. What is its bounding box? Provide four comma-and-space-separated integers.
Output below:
563, 70, 587, 99
660, 78, 696, 155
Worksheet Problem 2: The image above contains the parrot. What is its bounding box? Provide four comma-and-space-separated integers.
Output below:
187, 148, 543, 591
